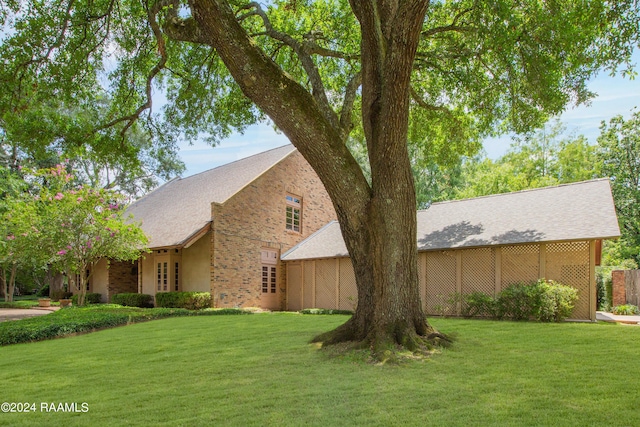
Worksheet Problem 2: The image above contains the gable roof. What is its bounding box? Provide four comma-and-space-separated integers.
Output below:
281, 179, 620, 261
127, 144, 297, 248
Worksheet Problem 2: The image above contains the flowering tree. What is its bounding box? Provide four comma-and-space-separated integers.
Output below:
39, 165, 148, 305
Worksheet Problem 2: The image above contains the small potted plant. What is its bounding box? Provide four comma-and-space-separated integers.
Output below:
59, 298, 72, 308
38, 298, 51, 308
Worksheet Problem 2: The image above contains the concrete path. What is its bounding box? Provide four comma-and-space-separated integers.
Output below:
596, 311, 640, 325
0, 307, 60, 322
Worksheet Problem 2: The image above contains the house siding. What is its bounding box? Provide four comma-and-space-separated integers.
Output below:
182, 231, 211, 292
286, 240, 596, 321
211, 150, 336, 309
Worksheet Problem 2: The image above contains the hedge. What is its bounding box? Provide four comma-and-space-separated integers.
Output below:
111, 293, 154, 308
155, 292, 212, 310
462, 279, 578, 322
0, 306, 252, 346
71, 293, 103, 305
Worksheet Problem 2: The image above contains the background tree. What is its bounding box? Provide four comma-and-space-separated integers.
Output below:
1, 97, 185, 201
597, 110, 640, 265
1, 0, 639, 357
455, 121, 600, 199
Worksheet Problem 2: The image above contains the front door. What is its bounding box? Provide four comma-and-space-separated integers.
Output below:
261, 249, 280, 310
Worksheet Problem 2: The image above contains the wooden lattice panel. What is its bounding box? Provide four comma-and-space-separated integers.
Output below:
315, 259, 337, 309
461, 248, 496, 296
419, 253, 427, 311
302, 261, 314, 308
545, 241, 590, 319
338, 258, 357, 310
425, 251, 457, 316
501, 244, 540, 288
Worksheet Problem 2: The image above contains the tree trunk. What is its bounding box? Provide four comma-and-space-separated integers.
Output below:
46, 268, 64, 296
184, 0, 447, 357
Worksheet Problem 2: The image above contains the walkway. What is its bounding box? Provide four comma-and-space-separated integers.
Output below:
596, 311, 640, 325
0, 306, 60, 322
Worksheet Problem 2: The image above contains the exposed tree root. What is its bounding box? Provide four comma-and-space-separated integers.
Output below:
312, 317, 453, 363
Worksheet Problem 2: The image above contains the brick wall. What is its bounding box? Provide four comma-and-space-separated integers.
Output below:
108, 260, 138, 301
611, 270, 627, 307
211, 150, 336, 309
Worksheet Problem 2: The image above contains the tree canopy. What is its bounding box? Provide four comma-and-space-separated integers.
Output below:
1, 0, 639, 357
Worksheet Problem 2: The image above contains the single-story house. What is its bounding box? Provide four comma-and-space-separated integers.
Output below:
90, 144, 337, 310
282, 179, 621, 321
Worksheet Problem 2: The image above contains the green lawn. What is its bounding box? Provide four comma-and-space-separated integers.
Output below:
1, 314, 639, 426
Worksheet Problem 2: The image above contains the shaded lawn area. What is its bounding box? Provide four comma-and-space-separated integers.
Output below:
1, 314, 639, 426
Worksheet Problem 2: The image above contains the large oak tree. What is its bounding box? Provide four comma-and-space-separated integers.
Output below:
1, 0, 638, 356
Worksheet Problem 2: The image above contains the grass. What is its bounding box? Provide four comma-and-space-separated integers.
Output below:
0, 305, 250, 345
1, 314, 639, 426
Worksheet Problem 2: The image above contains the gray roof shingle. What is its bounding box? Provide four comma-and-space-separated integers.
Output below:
127, 144, 296, 248
281, 179, 620, 261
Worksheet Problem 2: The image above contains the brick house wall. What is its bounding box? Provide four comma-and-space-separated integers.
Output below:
108, 260, 138, 300
211, 150, 336, 309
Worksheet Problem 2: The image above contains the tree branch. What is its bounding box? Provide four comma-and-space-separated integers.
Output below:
96, 0, 168, 135
237, 2, 339, 130
339, 71, 361, 141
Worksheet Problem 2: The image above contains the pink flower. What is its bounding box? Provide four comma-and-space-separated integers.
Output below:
57, 250, 67, 255
77, 197, 83, 202
54, 193, 64, 200
7, 235, 15, 240
86, 241, 92, 249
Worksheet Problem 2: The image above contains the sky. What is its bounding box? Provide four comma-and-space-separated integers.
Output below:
177, 51, 640, 177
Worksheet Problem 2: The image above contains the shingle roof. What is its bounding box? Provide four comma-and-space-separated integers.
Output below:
281, 179, 620, 261
127, 144, 296, 248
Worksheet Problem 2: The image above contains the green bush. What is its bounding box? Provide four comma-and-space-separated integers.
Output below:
155, 292, 212, 310
461, 279, 578, 322
300, 308, 353, 315
462, 292, 497, 318
37, 284, 50, 297
0, 306, 253, 346
71, 293, 102, 305
612, 304, 640, 315
111, 293, 154, 308
51, 290, 73, 301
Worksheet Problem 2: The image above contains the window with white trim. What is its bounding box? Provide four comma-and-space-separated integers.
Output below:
285, 194, 302, 232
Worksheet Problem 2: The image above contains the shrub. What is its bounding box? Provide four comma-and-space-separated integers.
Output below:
50, 290, 73, 301
111, 293, 154, 308
462, 292, 497, 318
460, 279, 578, 322
155, 292, 212, 310
71, 293, 102, 305
300, 308, 353, 315
612, 304, 640, 315
37, 284, 50, 297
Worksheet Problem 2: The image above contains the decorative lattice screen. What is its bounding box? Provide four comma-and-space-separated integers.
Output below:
425, 251, 457, 316
461, 248, 496, 296
315, 259, 336, 308
338, 258, 357, 310
419, 253, 427, 311
501, 245, 540, 288
545, 241, 590, 320
302, 261, 314, 309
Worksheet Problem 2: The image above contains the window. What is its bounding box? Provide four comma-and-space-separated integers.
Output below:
174, 262, 180, 291
285, 194, 302, 232
262, 266, 277, 294
157, 262, 168, 291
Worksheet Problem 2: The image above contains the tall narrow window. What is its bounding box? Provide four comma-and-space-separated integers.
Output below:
157, 263, 162, 291
174, 262, 180, 291
285, 194, 302, 232
163, 262, 168, 291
